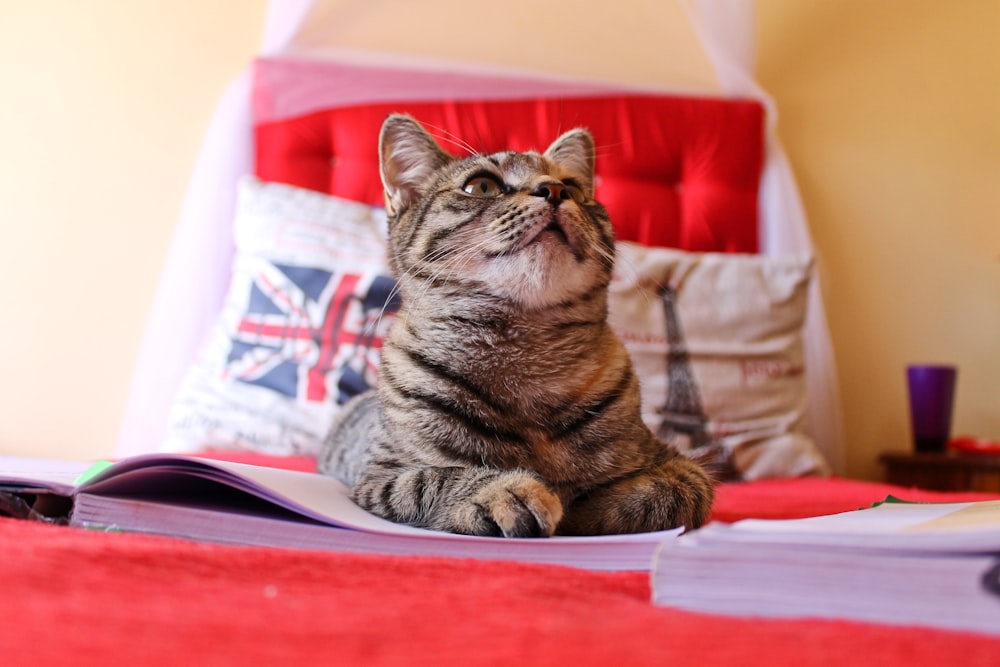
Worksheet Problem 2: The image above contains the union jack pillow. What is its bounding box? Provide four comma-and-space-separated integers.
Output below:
164, 178, 399, 456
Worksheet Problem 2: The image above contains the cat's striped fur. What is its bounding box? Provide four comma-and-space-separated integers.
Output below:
319, 115, 713, 537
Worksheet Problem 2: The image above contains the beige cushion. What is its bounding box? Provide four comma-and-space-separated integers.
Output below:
608, 242, 830, 479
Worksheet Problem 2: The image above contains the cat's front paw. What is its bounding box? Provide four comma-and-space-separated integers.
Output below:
458, 472, 563, 538
559, 454, 714, 535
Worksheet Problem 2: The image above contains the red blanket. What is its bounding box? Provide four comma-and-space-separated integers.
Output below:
3, 474, 999, 666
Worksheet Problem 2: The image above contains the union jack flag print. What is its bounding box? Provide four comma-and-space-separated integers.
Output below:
224, 262, 400, 405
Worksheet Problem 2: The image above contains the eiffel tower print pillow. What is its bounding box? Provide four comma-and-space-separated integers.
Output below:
608, 242, 830, 480
164, 178, 400, 457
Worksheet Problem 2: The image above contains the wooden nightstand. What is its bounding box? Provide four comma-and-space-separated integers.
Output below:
879, 451, 1000, 492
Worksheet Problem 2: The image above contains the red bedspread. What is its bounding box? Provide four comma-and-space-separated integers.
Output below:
3, 471, 998, 666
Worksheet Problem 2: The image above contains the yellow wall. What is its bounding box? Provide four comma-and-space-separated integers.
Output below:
2, 1, 998, 480
758, 0, 1000, 478
0, 1, 268, 460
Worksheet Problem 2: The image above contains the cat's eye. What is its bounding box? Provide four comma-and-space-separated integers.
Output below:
462, 176, 504, 197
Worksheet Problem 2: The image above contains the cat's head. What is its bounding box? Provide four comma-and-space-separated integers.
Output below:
378, 114, 615, 310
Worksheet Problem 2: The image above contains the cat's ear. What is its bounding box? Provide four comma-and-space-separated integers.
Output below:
379, 115, 453, 217
544, 129, 595, 198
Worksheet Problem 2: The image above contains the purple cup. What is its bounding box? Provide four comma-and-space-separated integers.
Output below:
906, 365, 958, 453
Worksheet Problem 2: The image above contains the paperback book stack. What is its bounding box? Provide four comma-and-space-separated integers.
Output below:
0, 454, 680, 572
652, 498, 1000, 636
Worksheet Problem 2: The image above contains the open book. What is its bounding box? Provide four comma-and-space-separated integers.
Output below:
0, 454, 680, 571
652, 498, 1000, 636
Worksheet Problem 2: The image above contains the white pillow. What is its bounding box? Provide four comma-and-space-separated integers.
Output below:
164, 178, 399, 456
608, 241, 830, 480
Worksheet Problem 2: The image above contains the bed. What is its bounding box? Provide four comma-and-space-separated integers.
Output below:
5, 56, 999, 665
3, 469, 999, 666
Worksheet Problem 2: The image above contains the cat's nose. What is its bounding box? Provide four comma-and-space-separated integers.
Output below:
531, 182, 569, 206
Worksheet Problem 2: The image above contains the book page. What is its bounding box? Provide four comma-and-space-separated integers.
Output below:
203, 458, 681, 544
207, 459, 440, 537
79, 456, 435, 537
80, 455, 682, 545
730, 500, 992, 535
697, 498, 1000, 554
0, 457, 91, 492
906, 500, 1000, 532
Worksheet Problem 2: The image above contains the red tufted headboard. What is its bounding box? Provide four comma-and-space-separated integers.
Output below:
251, 59, 765, 254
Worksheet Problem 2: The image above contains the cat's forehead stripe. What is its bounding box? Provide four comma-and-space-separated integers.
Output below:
474, 151, 552, 184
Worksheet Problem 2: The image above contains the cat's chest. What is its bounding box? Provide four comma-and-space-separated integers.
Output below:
445, 323, 594, 384
393, 306, 611, 397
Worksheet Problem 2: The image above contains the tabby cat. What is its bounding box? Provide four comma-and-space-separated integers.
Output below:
319, 114, 713, 537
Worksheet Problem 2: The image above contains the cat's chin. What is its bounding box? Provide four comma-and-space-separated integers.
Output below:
483, 250, 604, 309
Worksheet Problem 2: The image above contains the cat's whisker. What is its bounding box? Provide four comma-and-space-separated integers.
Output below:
393, 242, 486, 316
371, 276, 406, 333
608, 244, 666, 311
418, 121, 482, 158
